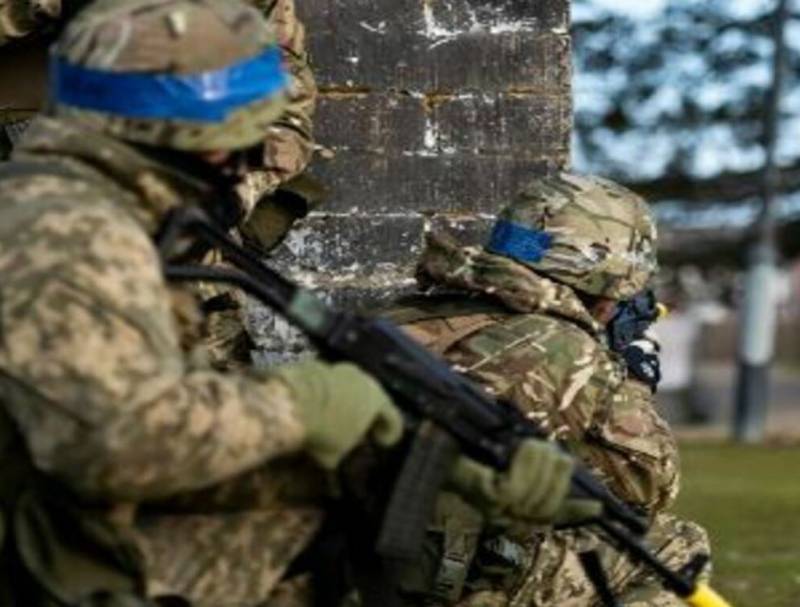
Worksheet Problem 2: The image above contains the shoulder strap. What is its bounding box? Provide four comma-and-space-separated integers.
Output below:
379, 293, 510, 325
380, 294, 510, 356
425, 315, 498, 356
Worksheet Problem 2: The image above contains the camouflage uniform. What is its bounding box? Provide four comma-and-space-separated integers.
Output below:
0, 3, 331, 606
0, 0, 317, 200
388, 174, 711, 606
0, 0, 316, 368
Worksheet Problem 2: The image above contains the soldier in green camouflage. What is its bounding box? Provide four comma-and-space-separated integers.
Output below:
388, 173, 711, 606
0, 3, 593, 605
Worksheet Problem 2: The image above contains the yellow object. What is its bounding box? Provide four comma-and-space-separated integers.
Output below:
685, 583, 733, 607
656, 302, 669, 319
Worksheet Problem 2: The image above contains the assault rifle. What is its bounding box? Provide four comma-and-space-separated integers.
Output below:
157, 207, 731, 607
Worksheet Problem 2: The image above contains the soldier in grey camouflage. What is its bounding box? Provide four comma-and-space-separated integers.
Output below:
0, 3, 590, 605
0, 0, 317, 214
388, 173, 712, 606
0, 0, 317, 368
0, 3, 379, 605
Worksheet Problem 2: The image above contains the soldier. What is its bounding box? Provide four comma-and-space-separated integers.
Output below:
0, 0, 316, 217
2, 0, 316, 365
0, 0, 315, 364
387, 173, 711, 606
0, 2, 593, 605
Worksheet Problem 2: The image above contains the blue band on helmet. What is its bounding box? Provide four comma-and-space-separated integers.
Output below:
486, 219, 553, 263
50, 46, 287, 122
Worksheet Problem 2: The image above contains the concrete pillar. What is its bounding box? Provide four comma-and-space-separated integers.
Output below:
252, 0, 572, 358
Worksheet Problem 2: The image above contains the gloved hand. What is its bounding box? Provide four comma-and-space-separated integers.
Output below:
447, 439, 602, 526
275, 360, 404, 469
241, 194, 305, 252
240, 173, 326, 253
622, 334, 661, 393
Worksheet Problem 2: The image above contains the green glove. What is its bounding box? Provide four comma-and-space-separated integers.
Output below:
241, 195, 304, 252
275, 360, 404, 469
447, 439, 601, 525
241, 173, 327, 252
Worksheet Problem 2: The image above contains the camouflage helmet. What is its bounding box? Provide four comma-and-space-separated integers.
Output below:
486, 173, 658, 300
49, 0, 289, 152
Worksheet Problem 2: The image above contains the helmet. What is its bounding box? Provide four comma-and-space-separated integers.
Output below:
49, 0, 289, 151
486, 173, 658, 300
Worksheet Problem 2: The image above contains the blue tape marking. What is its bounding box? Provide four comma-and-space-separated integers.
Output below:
51, 47, 288, 122
486, 219, 553, 263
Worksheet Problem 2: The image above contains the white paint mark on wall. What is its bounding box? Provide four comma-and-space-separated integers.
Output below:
421, 3, 539, 49
423, 115, 439, 150
487, 17, 540, 35
422, 3, 462, 48
282, 224, 326, 260
359, 20, 387, 34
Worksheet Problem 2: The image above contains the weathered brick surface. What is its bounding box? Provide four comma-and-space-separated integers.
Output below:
308, 154, 559, 214
277, 214, 426, 273
301, 1, 568, 90
254, 0, 571, 357
313, 92, 569, 209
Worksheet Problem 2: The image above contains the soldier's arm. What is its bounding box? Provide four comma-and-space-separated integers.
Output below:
577, 377, 680, 515
238, 0, 317, 212
1, 204, 310, 502
493, 335, 678, 515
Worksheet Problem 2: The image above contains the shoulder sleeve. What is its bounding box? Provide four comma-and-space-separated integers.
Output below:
580, 377, 680, 514
0, 202, 307, 501
455, 317, 606, 439
238, 0, 317, 211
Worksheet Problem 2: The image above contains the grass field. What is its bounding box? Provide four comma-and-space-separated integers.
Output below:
675, 443, 800, 607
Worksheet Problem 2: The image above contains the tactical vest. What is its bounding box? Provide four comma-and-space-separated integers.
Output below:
382, 294, 510, 354
381, 295, 533, 603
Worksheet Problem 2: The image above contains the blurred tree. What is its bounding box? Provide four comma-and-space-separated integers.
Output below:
572, 0, 800, 263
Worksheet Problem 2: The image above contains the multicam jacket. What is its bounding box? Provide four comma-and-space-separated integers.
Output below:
400, 233, 679, 515
387, 232, 681, 605
0, 117, 326, 607
0, 0, 317, 207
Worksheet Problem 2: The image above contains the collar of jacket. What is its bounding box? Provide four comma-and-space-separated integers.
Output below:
416, 231, 604, 339
12, 116, 225, 234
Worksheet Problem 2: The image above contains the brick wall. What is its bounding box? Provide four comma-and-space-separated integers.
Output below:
250, 0, 572, 358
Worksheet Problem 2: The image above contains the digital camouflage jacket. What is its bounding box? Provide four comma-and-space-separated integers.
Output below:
0, 117, 327, 607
